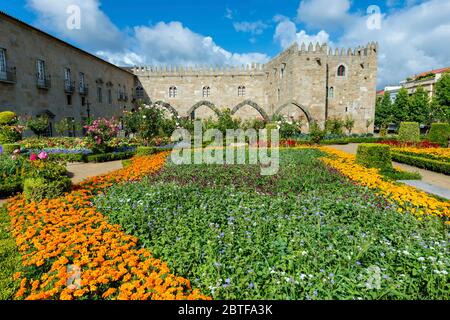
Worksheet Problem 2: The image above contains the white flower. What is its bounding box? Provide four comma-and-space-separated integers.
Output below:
418, 257, 425, 262
142, 115, 147, 119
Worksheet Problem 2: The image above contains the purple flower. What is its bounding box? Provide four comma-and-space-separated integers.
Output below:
249, 282, 255, 289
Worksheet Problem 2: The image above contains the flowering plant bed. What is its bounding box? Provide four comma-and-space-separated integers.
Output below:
6, 152, 208, 300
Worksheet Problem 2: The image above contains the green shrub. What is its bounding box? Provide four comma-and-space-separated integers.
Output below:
27, 116, 49, 137
1, 144, 20, 154
23, 177, 72, 202
86, 151, 136, 163
398, 122, 420, 143
428, 123, 450, 147
325, 118, 344, 135
0, 127, 22, 144
0, 181, 22, 197
309, 121, 326, 144
391, 152, 450, 175
356, 144, 393, 171
0, 111, 17, 125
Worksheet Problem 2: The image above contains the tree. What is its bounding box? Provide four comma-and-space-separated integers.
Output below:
408, 86, 430, 125
55, 118, 71, 136
433, 74, 450, 123
392, 88, 410, 124
344, 116, 355, 134
27, 116, 49, 137
375, 92, 392, 127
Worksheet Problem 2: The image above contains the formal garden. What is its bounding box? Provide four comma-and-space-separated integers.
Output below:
0, 87, 449, 299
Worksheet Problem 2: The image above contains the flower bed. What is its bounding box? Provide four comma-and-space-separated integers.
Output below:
93, 149, 449, 299
319, 147, 450, 220
6, 152, 208, 300
390, 147, 450, 163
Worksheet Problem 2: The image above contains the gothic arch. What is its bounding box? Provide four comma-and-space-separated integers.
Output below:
273, 100, 313, 123
231, 100, 269, 121
153, 100, 179, 118
187, 101, 221, 118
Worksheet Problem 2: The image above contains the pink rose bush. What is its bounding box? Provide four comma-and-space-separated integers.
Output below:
83, 118, 120, 153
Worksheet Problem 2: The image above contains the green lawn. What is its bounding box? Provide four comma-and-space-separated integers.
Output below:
94, 149, 449, 300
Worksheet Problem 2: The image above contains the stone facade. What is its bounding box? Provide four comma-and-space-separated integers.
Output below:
0, 12, 135, 136
0, 11, 378, 135
133, 42, 378, 133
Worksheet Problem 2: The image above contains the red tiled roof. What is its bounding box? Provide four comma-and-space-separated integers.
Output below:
415, 67, 450, 79
377, 90, 385, 95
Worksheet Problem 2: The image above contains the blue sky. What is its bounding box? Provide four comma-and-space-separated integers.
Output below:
1, 0, 449, 88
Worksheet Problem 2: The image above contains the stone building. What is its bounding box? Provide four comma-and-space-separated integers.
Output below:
0, 11, 135, 136
133, 42, 378, 133
1, 10, 378, 135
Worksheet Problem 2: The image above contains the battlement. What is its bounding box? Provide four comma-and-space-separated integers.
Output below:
131, 63, 266, 76
131, 42, 378, 76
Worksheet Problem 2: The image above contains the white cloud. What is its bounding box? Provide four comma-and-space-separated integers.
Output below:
274, 17, 331, 50
275, 0, 450, 87
225, 7, 234, 20
26, 0, 270, 67
233, 20, 268, 35
297, 0, 351, 30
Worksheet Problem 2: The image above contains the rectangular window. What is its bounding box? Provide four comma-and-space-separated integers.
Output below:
81, 96, 86, 106
36, 59, 45, 79
0, 48, 6, 79
108, 89, 112, 104
79, 72, 85, 93
97, 87, 102, 103
67, 95, 72, 105
64, 68, 71, 82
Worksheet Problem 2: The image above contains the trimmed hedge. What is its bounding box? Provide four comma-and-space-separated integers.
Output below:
398, 122, 420, 143
86, 151, 137, 163
391, 152, 450, 175
356, 144, 393, 171
136, 146, 172, 156
428, 123, 450, 147
0, 111, 17, 125
1, 144, 20, 154
0, 181, 22, 198
23, 177, 72, 202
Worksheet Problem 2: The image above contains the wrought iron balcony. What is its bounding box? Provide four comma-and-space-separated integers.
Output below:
36, 74, 51, 90
79, 83, 89, 96
64, 80, 75, 93
0, 67, 17, 84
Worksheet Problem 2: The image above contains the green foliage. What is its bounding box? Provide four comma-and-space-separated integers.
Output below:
0, 111, 17, 126
0, 207, 21, 300
325, 118, 344, 135
215, 109, 240, 134
375, 92, 392, 127
0, 155, 31, 197
0, 126, 22, 144
392, 88, 410, 124
356, 144, 393, 171
428, 123, 450, 147
95, 149, 449, 299
23, 177, 71, 202
309, 121, 326, 144
398, 122, 420, 143
86, 151, 136, 163
434, 74, 450, 120
136, 146, 171, 156
54, 118, 79, 137
409, 86, 430, 124
124, 104, 170, 143
1, 144, 20, 154
27, 116, 49, 137
391, 152, 450, 175
344, 116, 355, 134
241, 118, 266, 131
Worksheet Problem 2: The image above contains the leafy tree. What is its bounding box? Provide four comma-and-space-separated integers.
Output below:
344, 116, 355, 134
433, 74, 450, 123
27, 116, 49, 137
408, 86, 430, 124
375, 92, 392, 127
392, 88, 410, 124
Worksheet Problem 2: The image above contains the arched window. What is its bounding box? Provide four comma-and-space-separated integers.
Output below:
238, 86, 246, 97
135, 86, 144, 99
337, 65, 346, 77
169, 86, 177, 98
202, 86, 210, 98
328, 87, 334, 98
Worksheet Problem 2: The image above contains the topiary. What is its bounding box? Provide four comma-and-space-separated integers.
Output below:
428, 123, 450, 147
398, 122, 420, 143
23, 177, 72, 202
0, 111, 17, 125
356, 144, 393, 171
